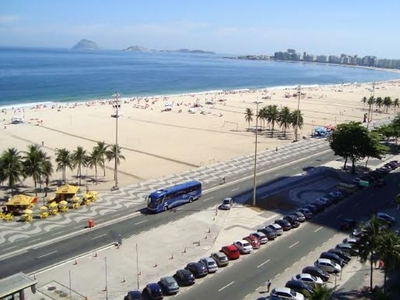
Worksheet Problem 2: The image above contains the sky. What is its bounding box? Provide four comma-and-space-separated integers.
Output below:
1, 0, 400, 58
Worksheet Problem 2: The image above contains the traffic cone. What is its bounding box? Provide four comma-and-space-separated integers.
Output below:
73, 259, 78, 265
121, 278, 126, 283
33, 274, 36, 280
153, 263, 158, 267
138, 271, 142, 276
183, 247, 187, 253
94, 252, 98, 257
170, 254, 174, 260
207, 228, 211, 233
205, 235, 208, 239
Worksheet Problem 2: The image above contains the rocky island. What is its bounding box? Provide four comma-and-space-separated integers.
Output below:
71, 39, 100, 50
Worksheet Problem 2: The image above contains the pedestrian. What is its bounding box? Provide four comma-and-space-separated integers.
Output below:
378, 260, 384, 270
41, 141, 44, 146
222, 177, 226, 184
275, 147, 278, 152
266, 279, 271, 292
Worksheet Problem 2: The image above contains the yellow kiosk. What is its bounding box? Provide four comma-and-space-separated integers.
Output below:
4, 195, 37, 215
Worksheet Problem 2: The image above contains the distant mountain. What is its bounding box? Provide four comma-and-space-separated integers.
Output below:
124, 45, 148, 52
71, 39, 100, 50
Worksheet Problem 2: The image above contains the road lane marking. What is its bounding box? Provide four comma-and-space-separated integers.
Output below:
3, 245, 17, 251
336, 214, 343, 219
231, 188, 239, 192
135, 220, 148, 225
219, 281, 234, 292
203, 197, 214, 202
91, 234, 107, 240
30, 238, 42, 244
257, 259, 270, 268
314, 226, 323, 233
73, 225, 82, 229
289, 241, 299, 249
37, 251, 57, 259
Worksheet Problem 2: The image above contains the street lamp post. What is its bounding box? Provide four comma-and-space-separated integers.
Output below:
112, 93, 121, 190
294, 85, 301, 142
252, 101, 263, 206
367, 82, 375, 129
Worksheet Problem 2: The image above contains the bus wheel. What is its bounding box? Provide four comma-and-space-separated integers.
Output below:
189, 198, 193, 203
164, 206, 168, 211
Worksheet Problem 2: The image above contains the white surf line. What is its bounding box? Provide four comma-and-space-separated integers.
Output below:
289, 241, 299, 249
135, 220, 148, 225
231, 187, 239, 192
203, 196, 214, 202
37, 250, 57, 259
218, 281, 234, 292
3, 245, 17, 251
91, 233, 107, 240
314, 226, 323, 233
257, 259, 270, 268
336, 214, 343, 219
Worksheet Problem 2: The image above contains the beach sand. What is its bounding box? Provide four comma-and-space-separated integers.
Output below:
1, 80, 399, 196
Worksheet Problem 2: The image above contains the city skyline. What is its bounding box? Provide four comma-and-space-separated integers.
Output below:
2, 0, 400, 58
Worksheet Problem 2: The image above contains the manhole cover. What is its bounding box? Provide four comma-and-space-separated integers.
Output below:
59, 292, 68, 298
48, 286, 56, 291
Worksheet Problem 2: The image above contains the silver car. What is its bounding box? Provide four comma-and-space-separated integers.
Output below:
199, 257, 218, 273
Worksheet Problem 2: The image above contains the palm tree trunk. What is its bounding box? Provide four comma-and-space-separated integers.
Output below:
369, 258, 374, 291
95, 165, 98, 184
343, 157, 348, 170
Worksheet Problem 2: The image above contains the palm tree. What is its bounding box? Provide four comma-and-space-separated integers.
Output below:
244, 108, 253, 130
361, 96, 367, 110
71, 146, 87, 186
94, 141, 109, 177
367, 96, 376, 122
258, 107, 268, 130
86, 147, 104, 184
290, 109, 304, 133
55, 148, 72, 184
393, 98, 399, 113
42, 159, 53, 195
266, 105, 280, 137
22, 145, 45, 195
106, 144, 126, 182
306, 284, 334, 300
0, 148, 23, 195
383, 97, 392, 113
278, 106, 292, 137
356, 217, 386, 291
376, 230, 400, 290
375, 97, 383, 112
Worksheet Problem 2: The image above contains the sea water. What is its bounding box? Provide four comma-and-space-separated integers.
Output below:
1, 46, 400, 108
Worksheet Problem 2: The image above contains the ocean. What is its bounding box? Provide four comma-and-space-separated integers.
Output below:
1, 46, 400, 108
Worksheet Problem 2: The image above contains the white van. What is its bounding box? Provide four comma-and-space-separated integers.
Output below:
314, 258, 341, 274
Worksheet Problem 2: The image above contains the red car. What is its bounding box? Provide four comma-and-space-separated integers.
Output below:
243, 235, 261, 249
221, 245, 240, 260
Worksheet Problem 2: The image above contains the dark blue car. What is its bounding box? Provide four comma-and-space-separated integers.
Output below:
143, 283, 163, 300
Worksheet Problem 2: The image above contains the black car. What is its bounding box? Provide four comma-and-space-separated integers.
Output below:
311, 201, 326, 212
328, 248, 351, 263
142, 283, 163, 300
285, 279, 314, 295
297, 208, 313, 219
274, 219, 292, 231
339, 218, 357, 230
283, 215, 300, 228
257, 226, 277, 240
185, 262, 208, 278
303, 204, 319, 214
302, 266, 330, 282
158, 276, 179, 295
173, 269, 195, 286
320, 252, 346, 267
124, 290, 142, 300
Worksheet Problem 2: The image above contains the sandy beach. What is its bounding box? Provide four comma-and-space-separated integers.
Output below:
1, 80, 400, 196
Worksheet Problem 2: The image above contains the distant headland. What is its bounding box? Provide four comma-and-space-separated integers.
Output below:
71, 39, 100, 50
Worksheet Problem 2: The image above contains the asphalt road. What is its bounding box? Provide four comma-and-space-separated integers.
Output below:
174, 168, 400, 300
0, 144, 335, 278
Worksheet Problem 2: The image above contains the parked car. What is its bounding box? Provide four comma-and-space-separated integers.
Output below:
343, 237, 358, 245
233, 240, 252, 254
199, 257, 218, 273
274, 219, 292, 231
219, 197, 233, 210
124, 291, 142, 300
292, 211, 306, 222
173, 269, 195, 286
336, 243, 358, 256
221, 245, 240, 260
271, 287, 305, 300
185, 262, 208, 278
292, 273, 323, 285
158, 276, 179, 295
142, 283, 163, 300
310, 201, 325, 212
285, 280, 314, 296
297, 208, 313, 219
243, 235, 261, 249
210, 252, 229, 267
328, 248, 351, 263
339, 218, 357, 230
302, 266, 330, 282
266, 223, 283, 236
376, 212, 396, 225
283, 215, 300, 228
320, 252, 346, 267
328, 191, 344, 201
303, 204, 319, 214
314, 258, 341, 274
250, 231, 269, 244
257, 226, 277, 240
316, 197, 332, 207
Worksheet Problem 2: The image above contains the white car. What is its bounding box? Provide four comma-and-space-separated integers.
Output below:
271, 287, 304, 300
233, 240, 252, 254
199, 257, 218, 273
314, 258, 342, 274
343, 237, 358, 245
376, 212, 396, 224
219, 197, 233, 210
292, 273, 323, 285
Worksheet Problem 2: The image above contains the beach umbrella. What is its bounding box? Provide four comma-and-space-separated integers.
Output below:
22, 209, 33, 214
